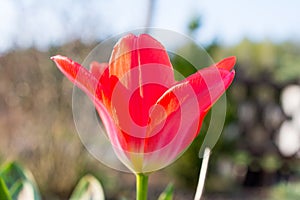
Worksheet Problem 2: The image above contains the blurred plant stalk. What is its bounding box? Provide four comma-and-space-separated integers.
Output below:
194, 147, 211, 200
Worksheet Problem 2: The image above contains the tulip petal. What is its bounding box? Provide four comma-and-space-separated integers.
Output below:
90, 61, 108, 80
141, 58, 235, 158
109, 34, 175, 87
108, 34, 176, 129
89, 62, 115, 106
51, 55, 127, 162
214, 56, 236, 71
150, 57, 236, 130
108, 58, 235, 153
51, 55, 99, 98
51, 56, 114, 133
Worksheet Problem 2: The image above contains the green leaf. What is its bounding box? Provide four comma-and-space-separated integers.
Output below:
70, 174, 105, 200
0, 177, 12, 200
10, 180, 35, 200
158, 183, 174, 200
0, 162, 41, 200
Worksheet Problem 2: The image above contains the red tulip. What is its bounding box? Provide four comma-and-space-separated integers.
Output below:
51, 34, 235, 173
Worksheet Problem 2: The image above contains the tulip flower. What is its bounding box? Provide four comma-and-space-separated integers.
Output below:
51, 33, 235, 200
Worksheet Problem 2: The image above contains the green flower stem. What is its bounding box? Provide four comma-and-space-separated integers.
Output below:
136, 173, 149, 200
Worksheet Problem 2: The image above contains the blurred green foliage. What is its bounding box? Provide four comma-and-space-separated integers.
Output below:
0, 177, 11, 200
70, 174, 105, 200
268, 182, 300, 200
0, 162, 41, 200
158, 184, 174, 200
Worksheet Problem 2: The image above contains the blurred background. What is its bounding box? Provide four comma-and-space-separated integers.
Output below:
0, 0, 300, 199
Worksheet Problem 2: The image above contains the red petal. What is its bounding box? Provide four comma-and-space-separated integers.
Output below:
113, 64, 235, 155
108, 57, 235, 153
51, 55, 99, 98
214, 56, 236, 71
109, 33, 175, 87
107, 34, 175, 129
153, 56, 236, 120
51, 55, 124, 154
139, 58, 235, 154
90, 61, 108, 80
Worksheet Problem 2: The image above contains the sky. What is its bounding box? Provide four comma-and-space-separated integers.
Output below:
0, 0, 300, 54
